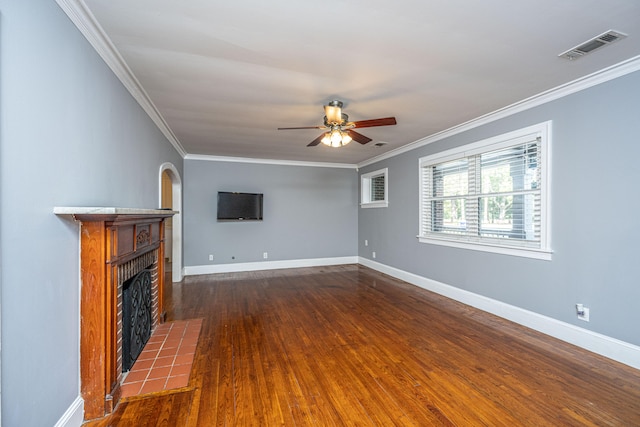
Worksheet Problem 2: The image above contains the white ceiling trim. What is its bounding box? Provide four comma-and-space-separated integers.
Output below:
184, 154, 357, 169
358, 55, 640, 169
56, 0, 188, 157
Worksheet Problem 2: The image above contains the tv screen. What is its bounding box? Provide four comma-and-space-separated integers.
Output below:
217, 191, 263, 221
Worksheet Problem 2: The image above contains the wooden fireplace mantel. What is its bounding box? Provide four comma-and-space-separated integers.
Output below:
55, 207, 177, 420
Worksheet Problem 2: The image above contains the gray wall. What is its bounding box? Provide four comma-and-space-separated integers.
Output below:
1, 3, 636, 426
184, 160, 358, 267
359, 70, 640, 346
0, 1, 183, 426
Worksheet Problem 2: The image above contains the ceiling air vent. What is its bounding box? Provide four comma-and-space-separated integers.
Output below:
559, 30, 627, 60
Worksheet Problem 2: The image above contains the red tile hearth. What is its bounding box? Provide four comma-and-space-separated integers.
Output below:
121, 319, 202, 398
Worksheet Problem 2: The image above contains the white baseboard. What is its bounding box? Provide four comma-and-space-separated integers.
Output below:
359, 257, 640, 370
184, 256, 359, 276
54, 396, 84, 427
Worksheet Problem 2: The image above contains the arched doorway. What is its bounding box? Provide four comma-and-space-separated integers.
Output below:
159, 163, 183, 283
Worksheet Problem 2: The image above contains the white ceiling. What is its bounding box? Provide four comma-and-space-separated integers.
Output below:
73, 0, 640, 165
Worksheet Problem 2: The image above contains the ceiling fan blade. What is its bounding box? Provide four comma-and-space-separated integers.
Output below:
307, 133, 326, 147
351, 117, 397, 128
278, 126, 325, 130
348, 130, 372, 145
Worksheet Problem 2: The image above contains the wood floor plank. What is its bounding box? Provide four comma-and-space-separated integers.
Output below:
83, 391, 194, 427
85, 265, 640, 426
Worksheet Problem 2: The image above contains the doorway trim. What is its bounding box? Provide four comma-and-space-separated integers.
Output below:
159, 162, 183, 282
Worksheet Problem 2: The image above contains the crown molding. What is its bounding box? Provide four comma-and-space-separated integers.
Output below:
358, 55, 640, 169
184, 153, 357, 169
56, 0, 188, 158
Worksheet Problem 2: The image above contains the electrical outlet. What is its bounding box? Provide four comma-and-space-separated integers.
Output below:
578, 307, 590, 322
576, 303, 590, 322
365, 240, 368, 246
263, 252, 268, 259
372, 251, 376, 259
209, 254, 214, 261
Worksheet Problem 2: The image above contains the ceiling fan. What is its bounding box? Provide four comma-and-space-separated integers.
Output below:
278, 100, 397, 147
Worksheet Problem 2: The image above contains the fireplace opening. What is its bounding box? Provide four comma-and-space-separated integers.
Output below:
122, 269, 153, 372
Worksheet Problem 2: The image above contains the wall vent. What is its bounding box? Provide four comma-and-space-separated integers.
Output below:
558, 30, 627, 60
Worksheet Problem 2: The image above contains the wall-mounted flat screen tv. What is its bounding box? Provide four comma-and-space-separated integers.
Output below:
217, 191, 263, 221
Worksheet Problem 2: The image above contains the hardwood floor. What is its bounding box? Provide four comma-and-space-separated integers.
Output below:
84, 265, 640, 426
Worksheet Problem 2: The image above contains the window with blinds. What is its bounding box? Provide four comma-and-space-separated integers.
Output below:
418, 122, 551, 259
361, 168, 388, 208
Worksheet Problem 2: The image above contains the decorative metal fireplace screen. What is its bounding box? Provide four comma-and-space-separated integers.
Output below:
122, 269, 153, 372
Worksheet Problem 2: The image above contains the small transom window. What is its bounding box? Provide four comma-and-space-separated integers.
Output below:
361, 168, 388, 208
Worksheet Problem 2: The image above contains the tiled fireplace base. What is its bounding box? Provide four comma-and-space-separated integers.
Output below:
121, 319, 202, 397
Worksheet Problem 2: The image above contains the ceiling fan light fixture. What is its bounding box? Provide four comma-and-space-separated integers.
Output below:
279, 99, 396, 147
324, 100, 344, 125
330, 129, 342, 144
321, 128, 351, 147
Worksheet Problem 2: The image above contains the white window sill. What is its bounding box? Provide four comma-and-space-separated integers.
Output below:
361, 201, 388, 209
417, 236, 552, 260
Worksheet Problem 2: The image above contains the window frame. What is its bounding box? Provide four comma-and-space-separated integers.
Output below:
361, 168, 389, 208
418, 122, 552, 260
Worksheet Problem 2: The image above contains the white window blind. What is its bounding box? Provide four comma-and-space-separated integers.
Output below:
419, 122, 551, 259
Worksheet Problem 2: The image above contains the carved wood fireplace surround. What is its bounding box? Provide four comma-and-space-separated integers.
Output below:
55, 207, 176, 421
